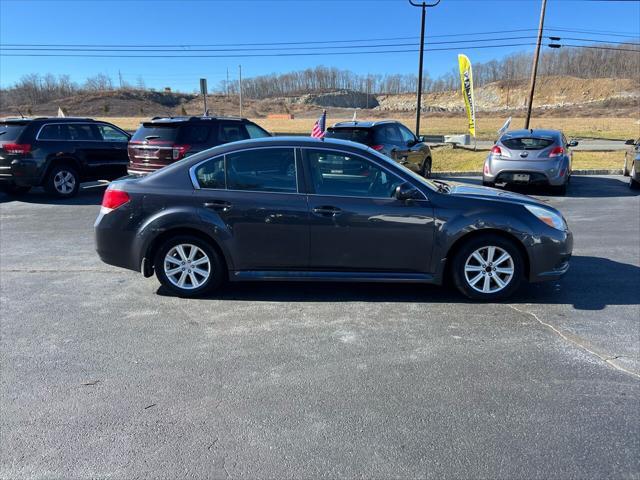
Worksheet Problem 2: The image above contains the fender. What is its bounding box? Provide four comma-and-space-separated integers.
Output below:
134, 205, 235, 272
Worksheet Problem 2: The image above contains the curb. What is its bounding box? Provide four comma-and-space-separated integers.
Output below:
432, 169, 623, 177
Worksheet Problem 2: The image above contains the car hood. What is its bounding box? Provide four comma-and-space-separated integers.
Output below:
446, 182, 549, 207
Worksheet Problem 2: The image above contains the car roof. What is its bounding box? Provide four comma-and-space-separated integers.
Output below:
502, 129, 562, 139
330, 120, 398, 129
1, 116, 95, 123
145, 115, 248, 125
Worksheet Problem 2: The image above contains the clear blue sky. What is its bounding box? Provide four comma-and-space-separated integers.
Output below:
1, 0, 638, 91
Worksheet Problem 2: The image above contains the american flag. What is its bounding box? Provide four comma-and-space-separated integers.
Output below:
311, 110, 326, 138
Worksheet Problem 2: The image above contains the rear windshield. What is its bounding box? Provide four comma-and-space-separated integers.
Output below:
131, 125, 179, 143
0, 123, 28, 142
502, 137, 554, 150
325, 128, 372, 144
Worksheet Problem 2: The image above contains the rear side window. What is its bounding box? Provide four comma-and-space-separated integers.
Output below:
67, 124, 100, 141
194, 156, 225, 189
131, 125, 178, 143
502, 137, 554, 150
219, 122, 249, 144
374, 125, 403, 145
178, 124, 212, 144
245, 122, 270, 139
38, 124, 71, 140
0, 123, 27, 142
325, 128, 372, 144
226, 148, 296, 193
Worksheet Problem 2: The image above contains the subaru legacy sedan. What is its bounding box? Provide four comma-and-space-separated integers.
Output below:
95, 137, 572, 301
483, 129, 577, 195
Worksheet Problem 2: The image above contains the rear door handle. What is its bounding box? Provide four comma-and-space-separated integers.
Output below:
312, 206, 342, 217
204, 201, 232, 212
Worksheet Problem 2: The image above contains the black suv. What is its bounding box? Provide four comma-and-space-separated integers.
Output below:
127, 116, 271, 175
325, 120, 433, 177
0, 117, 130, 198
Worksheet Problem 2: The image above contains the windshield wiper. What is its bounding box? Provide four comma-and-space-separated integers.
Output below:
431, 179, 451, 193
144, 135, 160, 141
0, 131, 6, 136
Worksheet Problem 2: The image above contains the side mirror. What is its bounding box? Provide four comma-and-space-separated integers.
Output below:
418, 135, 427, 143
568, 140, 579, 147
625, 139, 636, 145
394, 183, 421, 201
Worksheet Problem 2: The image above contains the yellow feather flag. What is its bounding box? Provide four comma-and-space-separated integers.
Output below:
458, 54, 476, 138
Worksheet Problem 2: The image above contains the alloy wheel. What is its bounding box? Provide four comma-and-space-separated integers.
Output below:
163, 244, 211, 290
464, 246, 515, 294
53, 170, 76, 194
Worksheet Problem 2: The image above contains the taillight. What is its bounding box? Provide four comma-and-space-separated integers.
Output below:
490, 145, 502, 156
484, 163, 489, 174
549, 146, 564, 158
371, 145, 384, 151
2, 143, 31, 154
100, 188, 130, 214
172, 144, 191, 160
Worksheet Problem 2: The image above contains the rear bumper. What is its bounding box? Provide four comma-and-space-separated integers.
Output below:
94, 211, 142, 273
484, 157, 569, 186
0, 160, 42, 187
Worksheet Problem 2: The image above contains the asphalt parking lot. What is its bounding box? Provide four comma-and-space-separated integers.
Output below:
1, 175, 638, 479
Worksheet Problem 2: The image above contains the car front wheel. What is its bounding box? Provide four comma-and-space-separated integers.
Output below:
154, 235, 224, 297
452, 234, 524, 301
420, 157, 432, 178
631, 165, 640, 190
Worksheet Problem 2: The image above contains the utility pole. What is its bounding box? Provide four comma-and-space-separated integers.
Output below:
524, 0, 547, 130
408, 0, 440, 137
238, 65, 243, 117
118, 70, 123, 89
226, 68, 229, 97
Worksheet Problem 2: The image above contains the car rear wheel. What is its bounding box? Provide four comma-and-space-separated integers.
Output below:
631, 165, 639, 190
482, 180, 495, 188
552, 182, 567, 196
154, 235, 224, 297
45, 165, 80, 198
452, 234, 524, 301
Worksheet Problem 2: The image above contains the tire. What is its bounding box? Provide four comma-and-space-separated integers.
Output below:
631, 166, 640, 190
482, 180, 495, 188
420, 157, 432, 178
45, 164, 80, 198
0, 183, 31, 196
623, 154, 630, 176
154, 235, 224, 297
452, 234, 524, 301
552, 182, 567, 196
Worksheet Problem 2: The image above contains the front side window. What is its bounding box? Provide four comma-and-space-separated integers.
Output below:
194, 156, 225, 189
398, 124, 417, 144
245, 123, 270, 139
305, 149, 404, 198
68, 124, 99, 141
98, 124, 129, 142
226, 148, 296, 193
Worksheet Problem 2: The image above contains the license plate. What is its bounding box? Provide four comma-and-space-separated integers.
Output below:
513, 173, 530, 182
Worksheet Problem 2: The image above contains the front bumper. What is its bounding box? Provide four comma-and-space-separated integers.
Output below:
528, 228, 574, 283
484, 156, 569, 186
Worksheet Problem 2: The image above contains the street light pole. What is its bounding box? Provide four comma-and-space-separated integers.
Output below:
524, 0, 547, 130
409, 0, 440, 137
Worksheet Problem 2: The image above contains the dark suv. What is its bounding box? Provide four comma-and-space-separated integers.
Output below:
325, 120, 433, 177
0, 117, 130, 198
127, 116, 271, 175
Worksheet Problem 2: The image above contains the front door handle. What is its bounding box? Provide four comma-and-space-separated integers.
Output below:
204, 201, 232, 212
312, 206, 342, 217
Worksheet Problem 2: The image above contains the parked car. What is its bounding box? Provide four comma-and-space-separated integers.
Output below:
324, 120, 433, 177
127, 116, 271, 175
96, 137, 573, 301
0, 117, 130, 198
623, 138, 639, 189
483, 129, 577, 195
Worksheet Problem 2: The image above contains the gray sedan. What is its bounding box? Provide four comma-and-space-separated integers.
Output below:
483, 129, 577, 195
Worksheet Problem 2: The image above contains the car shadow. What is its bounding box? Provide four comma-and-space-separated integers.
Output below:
443, 175, 639, 199
157, 255, 639, 311
0, 184, 106, 206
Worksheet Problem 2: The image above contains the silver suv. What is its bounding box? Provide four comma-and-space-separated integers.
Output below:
483, 129, 577, 195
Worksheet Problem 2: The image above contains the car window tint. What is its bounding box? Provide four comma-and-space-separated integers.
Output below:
374, 125, 402, 145
398, 124, 416, 144
98, 124, 129, 142
178, 125, 212, 144
306, 149, 403, 198
245, 123, 270, 139
325, 128, 372, 144
226, 148, 296, 193
131, 125, 178, 143
38, 124, 71, 140
68, 124, 99, 141
219, 122, 249, 143
0, 123, 27, 141
501, 137, 554, 150
194, 156, 225, 189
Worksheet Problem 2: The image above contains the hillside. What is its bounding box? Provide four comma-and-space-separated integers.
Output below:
1, 76, 638, 119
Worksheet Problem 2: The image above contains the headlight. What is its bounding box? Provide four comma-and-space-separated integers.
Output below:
524, 205, 566, 230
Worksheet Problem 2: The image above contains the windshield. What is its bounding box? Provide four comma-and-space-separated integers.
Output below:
501, 137, 555, 150
366, 146, 439, 192
326, 128, 373, 144
0, 123, 28, 142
